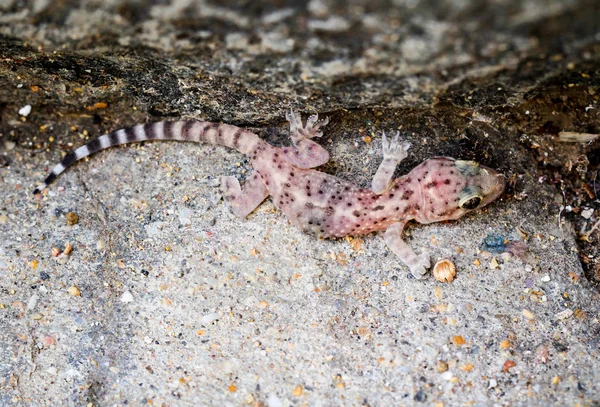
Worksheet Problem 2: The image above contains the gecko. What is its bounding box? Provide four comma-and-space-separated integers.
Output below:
33, 111, 505, 278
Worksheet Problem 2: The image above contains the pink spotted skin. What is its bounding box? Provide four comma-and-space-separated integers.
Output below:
250, 142, 505, 239
34, 114, 504, 249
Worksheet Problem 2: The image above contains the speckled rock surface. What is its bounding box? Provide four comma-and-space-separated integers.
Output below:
1, 1, 600, 406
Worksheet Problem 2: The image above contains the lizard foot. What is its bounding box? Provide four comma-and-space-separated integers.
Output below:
286, 110, 329, 144
408, 251, 431, 280
381, 131, 411, 162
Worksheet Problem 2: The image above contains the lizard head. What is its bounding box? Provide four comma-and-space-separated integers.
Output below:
412, 158, 505, 224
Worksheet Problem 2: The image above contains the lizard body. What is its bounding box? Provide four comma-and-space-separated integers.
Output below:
34, 111, 505, 278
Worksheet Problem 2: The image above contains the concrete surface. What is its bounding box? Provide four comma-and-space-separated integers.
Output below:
1, 0, 600, 406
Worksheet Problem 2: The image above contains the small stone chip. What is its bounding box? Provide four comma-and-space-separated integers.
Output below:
66, 212, 79, 225
67, 286, 81, 297
555, 309, 573, 320
228, 384, 237, 393
522, 309, 535, 320
292, 385, 303, 397
502, 360, 516, 372
120, 291, 133, 303
436, 360, 449, 373
499, 340, 511, 349
452, 335, 466, 346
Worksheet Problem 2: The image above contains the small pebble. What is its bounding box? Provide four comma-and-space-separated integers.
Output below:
540, 274, 551, 282
63, 242, 73, 255
68, 286, 81, 297
66, 212, 79, 225
201, 313, 219, 324
18, 104, 32, 116
555, 309, 573, 320
40, 271, 50, 280
581, 208, 594, 219
522, 309, 535, 320
440, 371, 453, 380
436, 360, 449, 373
0, 214, 9, 224
120, 291, 134, 303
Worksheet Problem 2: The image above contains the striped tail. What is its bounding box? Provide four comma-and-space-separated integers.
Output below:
33, 121, 261, 194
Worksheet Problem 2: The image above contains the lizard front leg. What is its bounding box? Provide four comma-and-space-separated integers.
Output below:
371, 131, 411, 194
384, 221, 431, 279
221, 171, 269, 218
281, 110, 330, 168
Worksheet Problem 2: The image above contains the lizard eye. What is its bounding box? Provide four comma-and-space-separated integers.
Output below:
459, 195, 482, 210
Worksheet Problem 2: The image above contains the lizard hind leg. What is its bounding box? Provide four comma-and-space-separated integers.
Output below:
282, 110, 330, 169
220, 171, 269, 218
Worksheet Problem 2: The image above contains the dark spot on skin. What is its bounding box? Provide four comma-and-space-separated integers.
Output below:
353, 210, 361, 217
390, 194, 394, 198
426, 182, 437, 188
415, 204, 421, 210
382, 217, 387, 221
272, 159, 276, 163
406, 178, 412, 183
395, 207, 399, 211
374, 221, 378, 225
453, 189, 457, 193
290, 172, 295, 177
306, 202, 314, 208
306, 185, 310, 190
307, 193, 312, 197
424, 171, 429, 175
326, 207, 334, 215
279, 200, 283, 205
444, 179, 451, 185
285, 183, 291, 187
295, 151, 299, 155
318, 190, 323, 194
355, 224, 360, 227
265, 181, 269, 185
278, 165, 282, 169
347, 203, 352, 207
445, 201, 448, 205
450, 170, 454, 174
401, 190, 414, 200
417, 178, 421, 182
374, 205, 384, 211
284, 193, 289, 197
403, 205, 413, 213
358, 198, 362, 201
320, 229, 324, 233
338, 196, 342, 200
309, 221, 313, 225
344, 187, 349, 191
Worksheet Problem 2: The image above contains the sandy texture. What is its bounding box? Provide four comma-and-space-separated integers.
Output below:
1, 0, 599, 405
